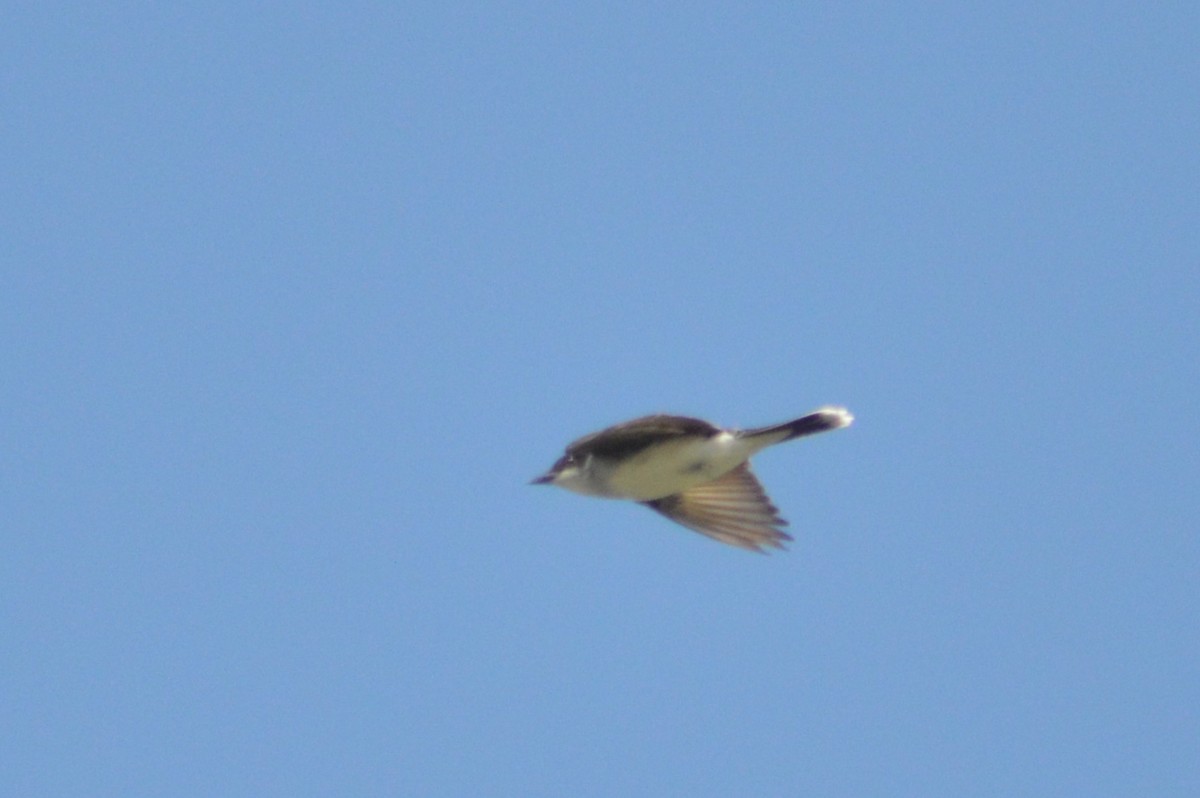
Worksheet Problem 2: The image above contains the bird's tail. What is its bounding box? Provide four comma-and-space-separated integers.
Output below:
742, 406, 854, 444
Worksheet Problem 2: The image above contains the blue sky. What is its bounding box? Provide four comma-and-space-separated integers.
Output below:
3, 3, 1197, 795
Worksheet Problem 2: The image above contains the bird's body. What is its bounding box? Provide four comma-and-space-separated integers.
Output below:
532, 406, 853, 552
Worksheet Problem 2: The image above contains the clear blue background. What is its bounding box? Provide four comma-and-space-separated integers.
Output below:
4, 3, 1196, 795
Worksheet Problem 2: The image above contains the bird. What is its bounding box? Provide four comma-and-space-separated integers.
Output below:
531, 406, 853, 552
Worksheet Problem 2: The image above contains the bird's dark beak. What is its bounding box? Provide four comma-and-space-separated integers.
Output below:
530, 472, 555, 485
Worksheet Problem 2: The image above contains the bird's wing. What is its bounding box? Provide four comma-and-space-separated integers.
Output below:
568, 414, 719, 460
642, 462, 792, 553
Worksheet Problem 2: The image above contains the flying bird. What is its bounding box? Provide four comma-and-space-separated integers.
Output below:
532, 406, 853, 552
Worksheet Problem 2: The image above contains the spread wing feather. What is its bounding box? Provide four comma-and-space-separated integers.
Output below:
642, 463, 792, 553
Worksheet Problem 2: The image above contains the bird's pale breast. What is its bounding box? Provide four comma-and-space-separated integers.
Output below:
602, 432, 754, 501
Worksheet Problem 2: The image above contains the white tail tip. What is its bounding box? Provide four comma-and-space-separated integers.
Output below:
813, 405, 854, 428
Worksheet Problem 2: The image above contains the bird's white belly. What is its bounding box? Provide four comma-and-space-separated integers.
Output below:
603, 433, 752, 501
